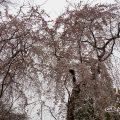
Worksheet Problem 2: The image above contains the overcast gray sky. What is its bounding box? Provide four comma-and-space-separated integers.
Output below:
11, 0, 115, 18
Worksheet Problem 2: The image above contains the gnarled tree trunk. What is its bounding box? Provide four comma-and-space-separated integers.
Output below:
67, 59, 117, 120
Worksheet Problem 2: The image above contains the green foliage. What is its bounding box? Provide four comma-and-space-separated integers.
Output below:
104, 112, 111, 120
104, 112, 120, 120
73, 98, 100, 120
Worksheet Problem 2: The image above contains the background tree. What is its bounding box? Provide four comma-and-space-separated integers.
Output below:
52, 3, 120, 120
0, 1, 120, 120
0, 6, 51, 119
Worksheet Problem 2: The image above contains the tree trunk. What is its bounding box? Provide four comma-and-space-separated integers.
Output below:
67, 60, 119, 120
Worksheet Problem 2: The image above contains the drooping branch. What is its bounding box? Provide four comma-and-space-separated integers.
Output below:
0, 49, 21, 98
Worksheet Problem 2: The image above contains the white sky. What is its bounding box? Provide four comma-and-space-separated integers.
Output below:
11, 0, 115, 18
